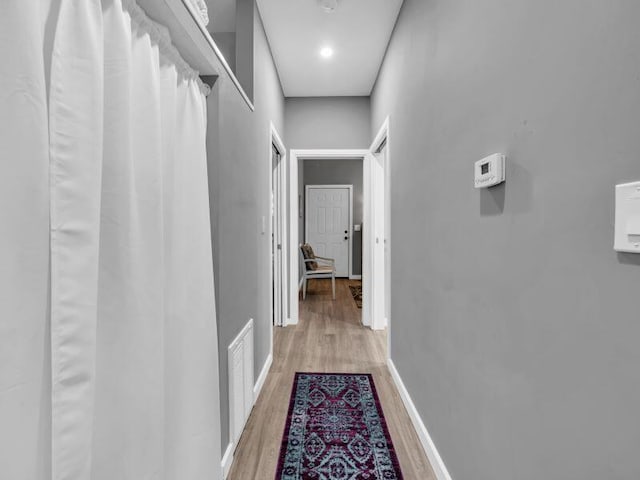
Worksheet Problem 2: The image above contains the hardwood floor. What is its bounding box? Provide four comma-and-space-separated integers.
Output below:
227, 278, 435, 479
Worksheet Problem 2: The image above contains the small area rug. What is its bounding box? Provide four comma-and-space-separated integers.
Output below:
275, 373, 403, 479
348, 285, 362, 309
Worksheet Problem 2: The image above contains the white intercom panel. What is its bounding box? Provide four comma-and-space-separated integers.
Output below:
614, 181, 640, 253
474, 153, 505, 188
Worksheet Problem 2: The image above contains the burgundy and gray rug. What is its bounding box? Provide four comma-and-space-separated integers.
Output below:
275, 373, 403, 479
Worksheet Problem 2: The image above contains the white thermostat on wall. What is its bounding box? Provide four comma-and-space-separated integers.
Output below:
474, 153, 506, 188
614, 180, 640, 253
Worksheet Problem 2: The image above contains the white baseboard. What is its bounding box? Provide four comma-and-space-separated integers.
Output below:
387, 358, 453, 480
221, 442, 234, 479
254, 353, 273, 401
349, 274, 362, 280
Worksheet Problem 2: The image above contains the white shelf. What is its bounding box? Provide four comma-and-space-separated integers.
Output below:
137, 0, 254, 111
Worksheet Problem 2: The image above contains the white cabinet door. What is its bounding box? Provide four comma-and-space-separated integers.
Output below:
306, 186, 351, 277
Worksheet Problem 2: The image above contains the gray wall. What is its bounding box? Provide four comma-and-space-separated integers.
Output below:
372, 1, 640, 479
285, 96, 371, 149
235, 0, 254, 101
207, 0, 252, 100
206, 4, 284, 454
303, 160, 363, 276
211, 32, 236, 72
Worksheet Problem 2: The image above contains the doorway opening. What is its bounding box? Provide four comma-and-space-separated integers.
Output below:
287, 134, 390, 335
304, 163, 361, 281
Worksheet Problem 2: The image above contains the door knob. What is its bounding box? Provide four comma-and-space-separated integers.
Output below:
344, 230, 348, 234
344, 236, 348, 240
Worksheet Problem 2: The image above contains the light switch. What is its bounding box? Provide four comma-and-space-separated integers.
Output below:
614, 181, 640, 253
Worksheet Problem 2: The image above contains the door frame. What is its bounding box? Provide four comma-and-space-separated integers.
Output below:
304, 184, 354, 278
289, 149, 371, 326
368, 117, 391, 335
270, 123, 287, 336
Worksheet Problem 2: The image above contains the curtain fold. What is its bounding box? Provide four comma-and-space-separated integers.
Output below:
1, 1, 220, 479
91, 2, 165, 476
49, 2, 104, 478
0, 2, 53, 479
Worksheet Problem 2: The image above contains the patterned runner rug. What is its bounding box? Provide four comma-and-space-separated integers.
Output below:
348, 285, 362, 309
276, 373, 403, 479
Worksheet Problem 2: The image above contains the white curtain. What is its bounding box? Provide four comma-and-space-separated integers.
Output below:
1, 1, 221, 479
0, 2, 52, 479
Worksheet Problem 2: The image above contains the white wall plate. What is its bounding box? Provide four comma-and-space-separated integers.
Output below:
614, 181, 640, 253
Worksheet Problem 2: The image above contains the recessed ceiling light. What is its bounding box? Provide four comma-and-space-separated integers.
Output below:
320, 46, 334, 59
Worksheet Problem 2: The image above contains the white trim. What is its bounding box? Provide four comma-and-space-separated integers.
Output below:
229, 318, 254, 350
292, 149, 370, 160
288, 153, 299, 326
289, 149, 369, 330
227, 319, 254, 450
253, 353, 273, 401
368, 117, 391, 336
349, 275, 362, 280
362, 154, 372, 328
268, 126, 274, 332
271, 123, 286, 157
221, 442, 234, 479
223, 330, 272, 479
370, 117, 390, 154
304, 184, 353, 278
387, 359, 453, 480
270, 123, 287, 333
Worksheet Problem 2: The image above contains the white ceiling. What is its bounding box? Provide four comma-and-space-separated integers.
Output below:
256, 0, 403, 97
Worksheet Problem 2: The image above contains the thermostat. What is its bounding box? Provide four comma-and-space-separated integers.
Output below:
474, 153, 505, 188
614, 180, 640, 253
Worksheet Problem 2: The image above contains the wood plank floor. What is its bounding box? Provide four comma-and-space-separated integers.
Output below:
227, 278, 435, 479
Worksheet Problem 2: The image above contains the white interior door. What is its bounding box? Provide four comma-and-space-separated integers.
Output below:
272, 144, 285, 326
306, 185, 351, 277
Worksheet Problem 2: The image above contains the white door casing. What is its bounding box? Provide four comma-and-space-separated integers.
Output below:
305, 185, 352, 277
367, 117, 391, 332
383, 143, 391, 328
374, 142, 390, 329
287, 135, 391, 331
288, 149, 369, 328
270, 123, 287, 330
372, 150, 386, 329
272, 144, 283, 327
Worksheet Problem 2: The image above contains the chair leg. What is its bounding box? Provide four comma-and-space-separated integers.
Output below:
332, 274, 336, 300
303, 277, 307, 299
